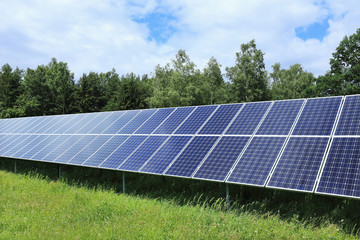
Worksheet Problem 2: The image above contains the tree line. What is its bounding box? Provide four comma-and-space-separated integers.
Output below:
0, 28, 359, 118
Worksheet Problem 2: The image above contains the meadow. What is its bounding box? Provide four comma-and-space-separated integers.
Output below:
1, 158, 360, 239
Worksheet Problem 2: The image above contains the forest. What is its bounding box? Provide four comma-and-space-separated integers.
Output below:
0, 28, 359, 118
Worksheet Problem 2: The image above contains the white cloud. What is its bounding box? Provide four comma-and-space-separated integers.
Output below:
0, 0, 359, 79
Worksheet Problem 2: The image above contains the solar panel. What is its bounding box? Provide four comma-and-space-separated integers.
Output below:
83, 135, 129, 167
316, 137, 360, 198
140, 136, 192, 174
76, 112, 112, 134
227, 137, 286, 186
267, 137, 329, 192
33, 115, 63, 134
225, 102, 271, 135
17, 117, 46, 133
154, 107, 195, 134
119, 136, 168, 171
117, 109, 157, 134
49, 115, 84, 134
2, 118, 26, 133
63, 114, 99, 134
21, 135, 57, 159
13, 135, 49, 159
193, 136, 249, 181
31, 135, 72, 160
102, 110, 140, 134
6, 118, 31, 133
0, 135, 24, 154
42, 135, 84, 162
335, 95, 360, 135
292, 97, 342, 136
54, 135, 97, 163
4, 135, 40, 157
68, 135, 112, 165
256, 100, 304, 135
198, 104, 243, 135
165, 136, 218, 178
88, 111, 125, 134
134, 108, 175, 134
175, 106, 217, 134
100, 135, 147, 169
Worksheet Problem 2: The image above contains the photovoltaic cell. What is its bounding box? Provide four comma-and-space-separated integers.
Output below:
76, 112, 112, 134
47, 115, 82, 134
140, 136, 192, 174
316, 138, 360, 198
41, 135, 83, 162
68, 135, 112, 165
88, 111, 125, 134
33, 115, 63, 134
134, 108, 175, 134
100, 135, 147, 169
3, 118, 26, 133
102, 110, 140, 134
31, 135, 71, 160
28, 116, 56, 133
117, 109, 157, 134
63, 114, 98, 134
119, 136, 168, 171
54, 135, 97, 163
175, 106, 217, 134
226, 102, 271, 135
83, 135, 129, 167
194, 136, 249, 181
256, 100, 304, 135
292, 97, 342, 136
13, 135, 49, 159
267, 137, 329, 192
0, 135, 24, 155
6, 118, 31, 133
154, 107, 195, 134
21, 135, 56, 159
199, 104, 243, 135
165, 136, 218, 178
335, 95, 360, 135
4, 135, 40, 157
227, 137, 286, 186
17, 117, 46, 133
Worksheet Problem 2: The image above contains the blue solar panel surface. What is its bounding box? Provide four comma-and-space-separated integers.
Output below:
51, 115, 85, 134
42, 135, 84, 162
119, 136, 168, 171
13, 135, 49, 159
88, 112, 124, 134
34, 115, 64, 134
316, 137, 360, 198
83, 135, 129, 167
21, 135, 56, 159
165, 136, 218, 177
5, 135, 39, 157
0, 135, 23, 154
292, 97, 342, 136
175, 106, 217, 134
154, 107, 195, 134
76, 112, 112, 134
193, 136, 249, 181
68, 135, 112, 165
102, 110, 139, 134
225, 102, 271, 135
100, 135, 147, 169
335, 95, 360, 135
31, 135, 71, 161
140, 136, 192, 174
227, 137, 286, 186
134, 108, 175, 134
267, 137, 329, 192
118, 109, 157, 134
256, 100, 304, 135
198, 104, 243, 135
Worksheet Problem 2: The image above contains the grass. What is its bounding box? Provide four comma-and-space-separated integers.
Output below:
1, 159, 360, 239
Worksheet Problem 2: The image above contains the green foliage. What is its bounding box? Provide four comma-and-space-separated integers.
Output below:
226, 39, 269, 102
0, 169, 357, 239
270, 63, 315, 100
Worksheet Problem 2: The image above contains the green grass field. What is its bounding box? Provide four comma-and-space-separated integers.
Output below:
1, 159, 360, 239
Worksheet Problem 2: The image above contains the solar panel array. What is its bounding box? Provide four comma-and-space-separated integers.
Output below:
2, 95, 360, 199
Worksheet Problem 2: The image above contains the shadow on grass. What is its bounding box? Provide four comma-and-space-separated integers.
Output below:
2, 157, 360, 235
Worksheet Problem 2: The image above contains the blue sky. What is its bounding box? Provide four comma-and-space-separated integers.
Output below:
0, 0, 359, 78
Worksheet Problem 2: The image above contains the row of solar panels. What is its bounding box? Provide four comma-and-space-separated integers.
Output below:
1, 95, 360, 199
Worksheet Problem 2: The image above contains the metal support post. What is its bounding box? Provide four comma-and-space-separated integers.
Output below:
122, 172, 126, 194
58, 164, 61, 180
14, 160, 17, 173
226, 183, 230, 210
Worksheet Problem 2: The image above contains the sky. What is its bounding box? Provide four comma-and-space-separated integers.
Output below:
0, 0, 359, 79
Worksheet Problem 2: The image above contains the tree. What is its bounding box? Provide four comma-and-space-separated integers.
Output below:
203, 57, 228, 104
77, 72, 107, 113
270, 63, 315, 100
315, 28, 360, 96
226, 40, 269, 102
0, 64, 23, 110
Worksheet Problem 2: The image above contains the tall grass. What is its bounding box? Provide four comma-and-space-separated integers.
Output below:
1, 158, 360, 239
